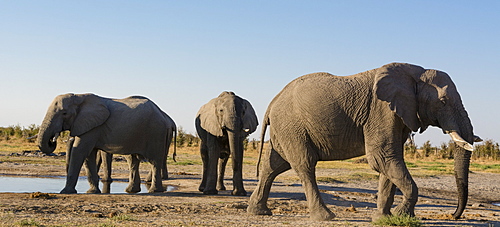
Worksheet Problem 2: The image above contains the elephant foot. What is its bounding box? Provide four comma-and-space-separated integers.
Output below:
60, 188, 77, 194
231, 189, 247, 196
247, 203, 272, 216
102, 182, 112, 194
162, 171, 169, 180
393, 204, 415, 217
310, 208, 335, 221
203, 189, 218, 195
217, 185, 226, 191
86, 188, 101, 194
125, 184, 141, 193
147, 183, 165, 193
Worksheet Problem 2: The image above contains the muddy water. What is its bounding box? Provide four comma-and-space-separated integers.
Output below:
0, 175, 175, 193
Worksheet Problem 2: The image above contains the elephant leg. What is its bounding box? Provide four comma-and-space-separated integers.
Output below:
203, 137, 220, 195
84, 148, 101, 194
162, 158, 169, 180
61, 137, 95, 194
390, 165, 418, 216
373, 173, 397, 220
100, 151, 113, 194
289, 157, 335, 221
162, 132, 174, 181
125, 154, 142, 193
371, 158, 418, 219
231, 142, 246, 196
217, 152, 229, 191
199, 141, 209, 192
147, 157, 165, 193
248, 148, 291, 216
148, 154, 168, 182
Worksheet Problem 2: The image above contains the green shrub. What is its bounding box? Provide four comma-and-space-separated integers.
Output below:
372, 214, 422, 227
16, 218, 41, 226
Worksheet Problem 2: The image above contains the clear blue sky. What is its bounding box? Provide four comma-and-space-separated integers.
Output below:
1, 1, 499, 146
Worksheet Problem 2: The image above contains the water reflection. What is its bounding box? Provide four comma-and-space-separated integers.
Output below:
0, 176, 174, 193
493, 202, 500, 207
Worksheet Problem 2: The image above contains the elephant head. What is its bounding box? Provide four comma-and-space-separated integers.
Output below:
198, 91, 258, 144
374, 63, 480, 218
37, 93, 110, 154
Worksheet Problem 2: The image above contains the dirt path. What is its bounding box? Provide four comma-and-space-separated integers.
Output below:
1, 152, 499, 226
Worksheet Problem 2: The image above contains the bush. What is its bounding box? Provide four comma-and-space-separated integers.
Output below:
372, 214, 422, 227
0, 124, 39, 142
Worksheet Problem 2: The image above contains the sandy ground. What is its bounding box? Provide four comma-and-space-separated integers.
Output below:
0, 150, 499, 226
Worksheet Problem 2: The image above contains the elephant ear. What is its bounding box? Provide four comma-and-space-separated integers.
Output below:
197, 98, 224, 137
374, 63, 425, 132
70, 94, 110, 137
242, 99, 258, 135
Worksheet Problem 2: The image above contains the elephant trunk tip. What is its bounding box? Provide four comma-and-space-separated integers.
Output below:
38, 134, 59, 154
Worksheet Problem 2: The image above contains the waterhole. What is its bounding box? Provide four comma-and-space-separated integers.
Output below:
493, 202, 500, 207
0, 175, 176, 193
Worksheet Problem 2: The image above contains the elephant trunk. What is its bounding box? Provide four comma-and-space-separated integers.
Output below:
452, 147, 471, 219
37, 115, 61, 154
227, 129, 243, 171
446, 120, 474, 219
226, 117, 244, 189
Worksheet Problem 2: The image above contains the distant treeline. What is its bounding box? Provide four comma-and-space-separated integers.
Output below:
1, 125, 498, 159
405, 139, 500, 160
0, 125, 39, 141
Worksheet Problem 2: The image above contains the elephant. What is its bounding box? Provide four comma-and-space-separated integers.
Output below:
37, 93, 176, 194
247, 63, 481, 221
195, 91, 258, 196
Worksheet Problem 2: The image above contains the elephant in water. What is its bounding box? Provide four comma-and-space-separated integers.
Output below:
247, 63, 481, 221
196, 91, 258, 196
38, 93, 176, 194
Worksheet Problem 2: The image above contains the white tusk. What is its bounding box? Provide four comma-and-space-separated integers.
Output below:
51, 133, 60, 143
474, 135, 483, 143
448, 131, 474, 152
243, 128, 250, 133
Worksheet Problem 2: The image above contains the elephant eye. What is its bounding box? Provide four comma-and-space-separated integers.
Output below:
439, 97, 447, 105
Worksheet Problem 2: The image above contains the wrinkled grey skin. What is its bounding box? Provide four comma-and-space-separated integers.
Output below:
247, 63, 480, 221
38, 93, 176, 194
195, 92, 258, 196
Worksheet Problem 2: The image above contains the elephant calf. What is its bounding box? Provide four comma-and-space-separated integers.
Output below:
196, 91, 258, 196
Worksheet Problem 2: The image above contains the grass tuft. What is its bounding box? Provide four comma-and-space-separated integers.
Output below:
16, 218, 41, 226
371, 214, 422, 227
109, 214, 137, 221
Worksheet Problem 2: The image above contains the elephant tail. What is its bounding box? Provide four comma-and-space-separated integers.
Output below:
172, 127, 177, 162
256, 114, 270, 178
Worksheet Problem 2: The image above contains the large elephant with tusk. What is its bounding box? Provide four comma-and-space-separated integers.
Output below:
195, 91, 258, 196
37, 93, 176, 194
247, 63, 481, 221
